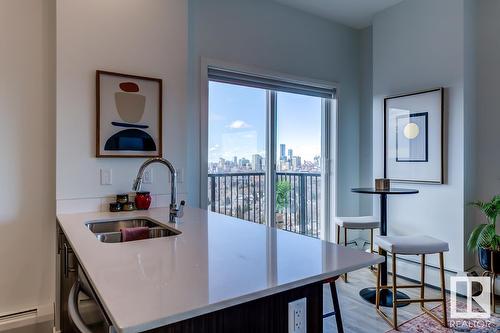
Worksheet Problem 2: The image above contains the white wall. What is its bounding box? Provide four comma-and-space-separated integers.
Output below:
56, 0, 188, 212
463, 0, 478, 269
372, 0, 466, 272
475, 0, 500, 291
359, 26, 373, 215
0, 0, 55, 317
187, 0, 363, 218
476, 0, 500, 219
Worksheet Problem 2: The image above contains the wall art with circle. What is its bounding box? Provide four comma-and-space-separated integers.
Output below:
96, 70, 162, 157
384, 88, 443, 183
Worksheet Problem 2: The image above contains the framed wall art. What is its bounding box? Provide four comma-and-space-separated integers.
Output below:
384, 88, 444, 183
96, 70, 162, 157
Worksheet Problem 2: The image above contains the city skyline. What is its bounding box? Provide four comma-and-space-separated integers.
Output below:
209, 142, 321, 173
208, 81, 322, 164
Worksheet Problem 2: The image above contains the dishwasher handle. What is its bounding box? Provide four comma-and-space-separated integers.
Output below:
68, 281, 93, 333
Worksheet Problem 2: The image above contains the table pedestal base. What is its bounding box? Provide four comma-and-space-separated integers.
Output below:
359, 288, 410, 308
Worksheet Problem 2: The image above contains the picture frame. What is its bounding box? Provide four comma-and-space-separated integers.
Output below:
384, 88, 444, 184
96, 70, 162, 158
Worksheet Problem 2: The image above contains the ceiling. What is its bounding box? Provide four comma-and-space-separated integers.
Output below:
272, 0, 403, 29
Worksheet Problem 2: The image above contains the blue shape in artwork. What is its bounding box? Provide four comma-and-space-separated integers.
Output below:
104, 129, 156, 151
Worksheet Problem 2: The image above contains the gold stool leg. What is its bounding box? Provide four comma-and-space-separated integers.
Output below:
370, 229, 375, 271
344, 228, 348, 282
336, 225, 340, 244
392, 253, 398, 329
491, 251, 496, 314
420, 252, 448, 327
420, 254, 426, 310
375, 248, 396, 328
370, 229, 374, 254
375, 248, 382, 310
492, 273, 496, 314
439, 252, 448, 327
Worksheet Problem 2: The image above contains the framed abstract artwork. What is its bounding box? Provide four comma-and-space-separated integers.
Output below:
384, 88, 444, 183
96, 70, 162, 157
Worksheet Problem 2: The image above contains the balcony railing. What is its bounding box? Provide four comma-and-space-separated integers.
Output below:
208, 172, 321, 238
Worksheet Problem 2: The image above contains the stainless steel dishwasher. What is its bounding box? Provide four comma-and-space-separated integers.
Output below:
67, 266, 113, 333
58, 225, 114, 333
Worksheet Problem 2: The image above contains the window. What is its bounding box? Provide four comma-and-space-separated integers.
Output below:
206, 66, 335, 239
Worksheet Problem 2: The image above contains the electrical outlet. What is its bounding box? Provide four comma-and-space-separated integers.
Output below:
100, 169, 112, 185
288, 297, 307, 333
143, 169, 153, 184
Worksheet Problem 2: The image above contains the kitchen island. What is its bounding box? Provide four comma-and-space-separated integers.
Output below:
56, 207, 383, 333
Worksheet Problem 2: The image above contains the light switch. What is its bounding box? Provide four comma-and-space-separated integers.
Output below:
143, 169, 153, 184
100, 169, 112, 185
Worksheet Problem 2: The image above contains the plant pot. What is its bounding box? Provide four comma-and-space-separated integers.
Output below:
478, 247, 500, 273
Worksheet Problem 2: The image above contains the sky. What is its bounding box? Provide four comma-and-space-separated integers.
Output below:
208, 81, 322, 163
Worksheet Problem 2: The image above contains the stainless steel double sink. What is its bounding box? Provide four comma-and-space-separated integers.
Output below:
85, 218, 181, 243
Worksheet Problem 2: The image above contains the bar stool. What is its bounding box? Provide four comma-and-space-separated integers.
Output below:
334, 216, 380, 282
374, 235, 449, 330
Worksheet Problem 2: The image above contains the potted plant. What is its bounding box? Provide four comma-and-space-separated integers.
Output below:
467, 195, 500, 273
275, 180, 291, 229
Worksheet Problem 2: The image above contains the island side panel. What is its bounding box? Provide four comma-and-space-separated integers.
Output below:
146, 281, 324, 333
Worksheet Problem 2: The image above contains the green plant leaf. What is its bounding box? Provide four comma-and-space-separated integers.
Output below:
467, 223, 487, 251
493, 235, 500, 252
275, 180, 291, 212
468, 195, 500, 252
477, 224, 497, 249
469, 195, 500, 223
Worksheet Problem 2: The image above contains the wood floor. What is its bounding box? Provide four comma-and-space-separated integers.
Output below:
2, 321, 53, 333
323, 268, 447, 333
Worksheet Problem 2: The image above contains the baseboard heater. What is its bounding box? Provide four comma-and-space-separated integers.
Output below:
0, 308, 38, 322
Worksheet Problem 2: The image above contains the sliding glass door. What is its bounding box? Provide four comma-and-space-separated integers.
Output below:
275, 92, 323, 237
208, 81, 267, 224
207, 67, 334, 239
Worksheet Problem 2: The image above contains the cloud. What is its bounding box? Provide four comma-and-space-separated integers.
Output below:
227, 120, 251, 129
209, 144, 220, 152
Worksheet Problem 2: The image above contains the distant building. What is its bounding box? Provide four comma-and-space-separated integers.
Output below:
292, 156, 301, 170
219, 157, 225, 169
252, 154, 263, 171
208, 149, 320, 174
314, 155, 321, 167
280, 144, 286, 160
239, 158, 250, 168
279, 159, 289, 171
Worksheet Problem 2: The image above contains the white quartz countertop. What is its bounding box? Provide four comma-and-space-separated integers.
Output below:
57, 207, 384, 333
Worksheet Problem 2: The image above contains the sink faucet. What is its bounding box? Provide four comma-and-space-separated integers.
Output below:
132, 157, 185, 222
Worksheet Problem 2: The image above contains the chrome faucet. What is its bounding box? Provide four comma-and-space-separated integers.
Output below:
132, 157, 185, 222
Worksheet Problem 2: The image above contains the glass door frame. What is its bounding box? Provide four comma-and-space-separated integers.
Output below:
265, 90, 277, 228
201, 59, 337, 241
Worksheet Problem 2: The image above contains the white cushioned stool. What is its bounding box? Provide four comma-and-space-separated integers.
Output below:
374, 235, 449, 329
335, 216, 380, 282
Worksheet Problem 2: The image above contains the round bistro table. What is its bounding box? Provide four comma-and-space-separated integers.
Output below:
351, 187, 419, 308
